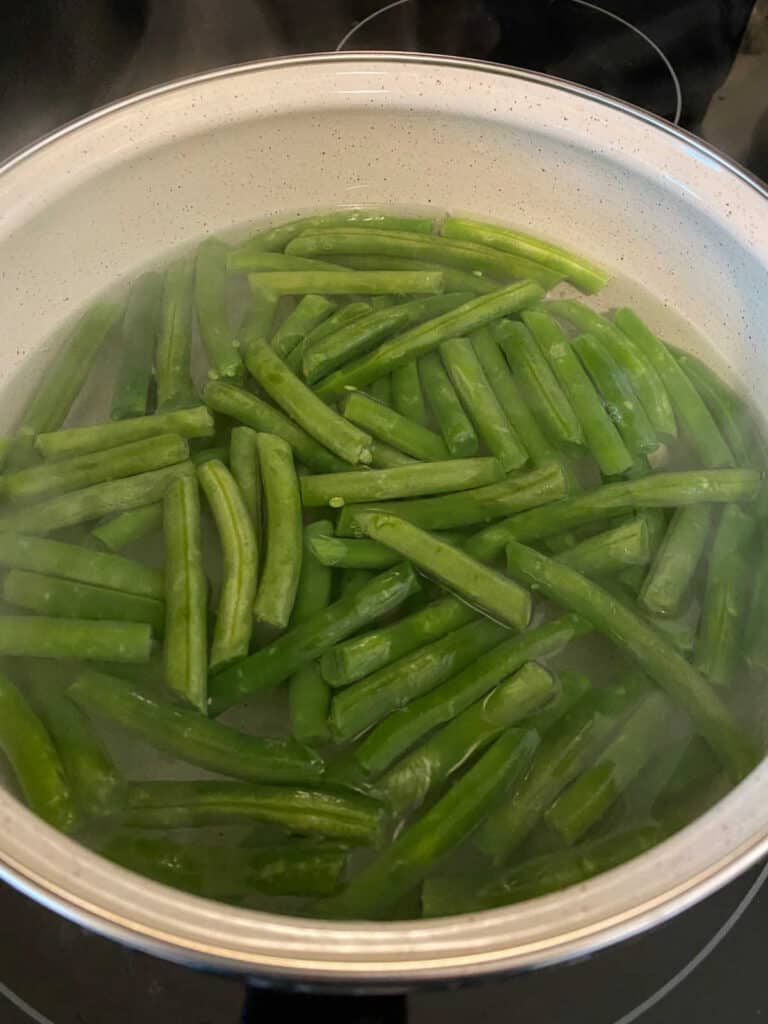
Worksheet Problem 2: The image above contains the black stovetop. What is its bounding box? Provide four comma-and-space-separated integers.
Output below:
0, 3, 766, 1022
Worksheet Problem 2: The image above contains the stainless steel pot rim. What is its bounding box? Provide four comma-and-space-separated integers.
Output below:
0, 52, 766, 983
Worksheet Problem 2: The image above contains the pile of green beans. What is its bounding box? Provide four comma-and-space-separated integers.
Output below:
0, 207, 764, 921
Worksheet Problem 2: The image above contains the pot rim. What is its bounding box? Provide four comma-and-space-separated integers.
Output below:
0, 51, 766, 984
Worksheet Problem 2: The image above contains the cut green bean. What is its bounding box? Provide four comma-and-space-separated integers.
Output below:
354, 614, 591, 776
70, 670, 324, 784
230, 251, 349, 274
3, 570, 165, 632
392, 360, 429, 426
0, 617, 151, 661
194, 237, 243, 381
210, 562, 419, 714
245, 339, 373, 466
35, 405, 214, 460
337, 462, 568, 535
495, 319, 584, 449
464, 469, 761, 562
2, 433, 189, 504
694, 504, 755, 685
368, 441, 416, 469
25, 664, 125, 816
298, 301, 373, 365
528, 670, 593, 733
746, 537, 768, 674
331, 617, 506, 743
315, 282, 545, 401
639, 505, 712, 616
271, 294, 338, 359
92, 503, 163, 551
355, 512, 531, 630
326, 729, 538, 919
555, 518, 650, 577
286, 228, 562, 289
370, 376, 393, 406
441, 216, 609, 293
198, 459, 257, 671
241, 287, 279, 342
163, 474, 207, 710
229, 425, 262, 531
0, 671, 77, 831
156, 260, 196, 411
419, 351, 478, 457
238, 211, 436, 252
342, 391, 448, 461
620, 508, 668, 592
375, 663, 555, 814
204, 381, 347, 473
522, 310, 633, 475
308, 535, 399, 571
248, 270, 443, 296
440, 336, 528, 471
123, 780, 386, 845
0, 533, 163, 599
613, 308, 733, 467
111, 272, 163, 420
504, 540, 756, 781
329, 253, 500, 294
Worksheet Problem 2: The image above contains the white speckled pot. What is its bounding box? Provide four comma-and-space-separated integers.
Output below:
0, 54, 767, 986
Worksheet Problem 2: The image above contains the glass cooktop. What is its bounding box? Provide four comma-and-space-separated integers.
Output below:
0, 2, 766, 1022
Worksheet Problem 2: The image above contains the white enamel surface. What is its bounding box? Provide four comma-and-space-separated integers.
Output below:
0, 53, 767, 982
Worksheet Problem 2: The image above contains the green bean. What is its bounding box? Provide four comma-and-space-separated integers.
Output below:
204, 381, 347, 473
14, 301, 121, 443
163, 474, 207, 710
286, 228, 562, 289
0, 617, 150, 661
245, 339, 373, 466
418, 352, 478, 457
315, 282, 545, 401
303, 294, 468, 384
301, 301, 372, 352
111, 272, 163, 419
3, 570, 165, 631
101, 834, 345, 900
475, 682, 643, 861
675, 351, 761, 467
248, 433, 302, 632
326, 729, 538, 918
35, 405, 214, 460
694, 504, 755, 686
356, 512, 531, 630
321, 595, 476, 688
555, 518, 650, 576
70, 670, 324, 783
441, 216, 609, 293
209, 562, 419, 714
440, 337, 528, 471
542, 301, 677, 437
190, 445, 228, 468
746, 537, 768, 674
0, 671, 77, 831
370, 376, 393, 406
375, 663, 555, 814
241, 287, 279, 342
25, 664, 125, 816
495, 319, 584, 449
336, 462, 567, 535
92, 503, 164, 551
392, 360, 429, 426
339, 568, 376, 598
619, 508, 668, 592
0, 532, 163, 598
124, 780, 384, 845
271, 294, 338, 359
287, 521, 335, 745
231, 251, 349, 273
198, 459, 257, 671
613, 308, 733, 467
301, 458, 502, 509
193, 238, 243, 381
331, 618, 507, 743
238, 211, 436, 252
1, 433, 188, 504
248, 270, 443, 296
368, 441, 416, 469
155, 260, 196, 411
572, 333, 659, 456
229, 425, 262, 533
522, 310, 633, 475
464, 469, 761, 562
639, 505, 712, 616
471, 327, 555, 464
328, 253, 500, 294
342, 391, 447, 461
353, 614, 590, 776
528, 670, 593, 733
308, 535, 399, 570
545, 690, 673, 843
504, 540, 756, 781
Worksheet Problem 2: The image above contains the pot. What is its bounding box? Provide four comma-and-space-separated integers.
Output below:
0, 53, 766, 987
